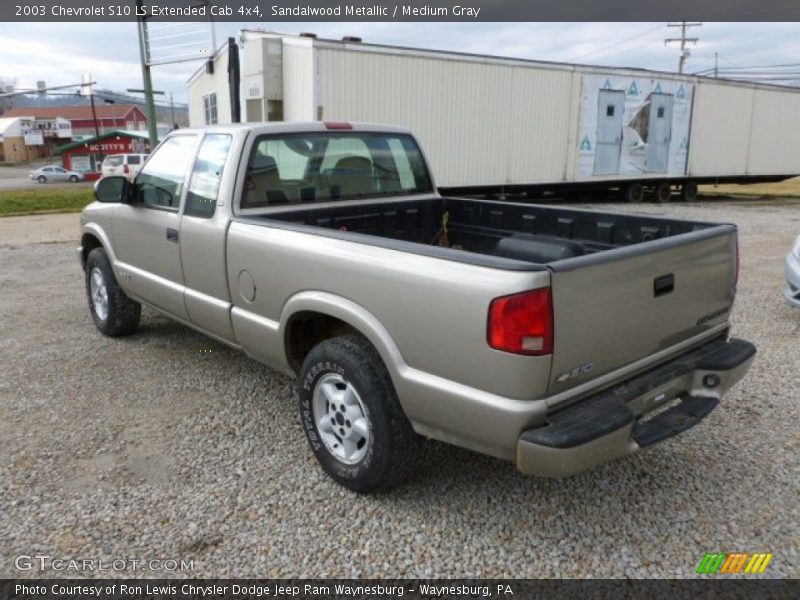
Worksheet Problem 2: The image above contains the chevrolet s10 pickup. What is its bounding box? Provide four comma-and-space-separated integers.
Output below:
79, 122, 755, 492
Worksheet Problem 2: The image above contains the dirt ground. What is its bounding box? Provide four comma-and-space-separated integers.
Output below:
1, 198, 798, 579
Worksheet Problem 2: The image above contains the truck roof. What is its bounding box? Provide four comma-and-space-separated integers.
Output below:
176, 121, 413, 136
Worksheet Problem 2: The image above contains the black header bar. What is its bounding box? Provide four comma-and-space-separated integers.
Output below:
4, 0, 800, 22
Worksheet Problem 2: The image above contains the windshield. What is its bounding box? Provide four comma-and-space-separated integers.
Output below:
241, 132, 433, 208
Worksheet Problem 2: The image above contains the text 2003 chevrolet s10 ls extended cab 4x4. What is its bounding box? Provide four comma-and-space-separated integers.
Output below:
78, 122, 755, 492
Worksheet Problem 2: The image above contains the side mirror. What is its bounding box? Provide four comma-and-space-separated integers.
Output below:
94, 176, 129, 203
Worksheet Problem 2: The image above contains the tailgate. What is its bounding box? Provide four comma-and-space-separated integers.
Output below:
547, 226, 737, 395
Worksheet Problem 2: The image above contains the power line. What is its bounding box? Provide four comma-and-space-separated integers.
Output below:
665, 22, 702, 74
568, 24, 664, 62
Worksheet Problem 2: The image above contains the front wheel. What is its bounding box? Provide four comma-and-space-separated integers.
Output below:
37, 175, 46, 184
84, 247, 141, 337
298, 334, 417, 493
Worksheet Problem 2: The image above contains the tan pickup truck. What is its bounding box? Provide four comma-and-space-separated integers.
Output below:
79, 122, 755, 492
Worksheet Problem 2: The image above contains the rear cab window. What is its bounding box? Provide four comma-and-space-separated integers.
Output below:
240, 131, 432, 210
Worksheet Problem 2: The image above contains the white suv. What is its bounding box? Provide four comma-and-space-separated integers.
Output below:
101, 154, 148, 181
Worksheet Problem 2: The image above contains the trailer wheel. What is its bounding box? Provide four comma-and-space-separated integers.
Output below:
623, 182, 644, 203
654, 182, 672, 204
681, 181, 699, 202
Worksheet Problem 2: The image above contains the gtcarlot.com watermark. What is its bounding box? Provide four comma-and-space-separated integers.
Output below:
14, 554, 194, 573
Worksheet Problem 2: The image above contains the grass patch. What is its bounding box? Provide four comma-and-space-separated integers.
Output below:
700, 177, 800, 198
0, 187, 94, 217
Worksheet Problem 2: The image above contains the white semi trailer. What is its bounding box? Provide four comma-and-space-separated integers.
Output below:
188, 30, 800, 202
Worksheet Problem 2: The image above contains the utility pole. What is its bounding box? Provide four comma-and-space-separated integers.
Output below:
665, 22, 702, 74
136, 0, 159, 147
89, 91, 100, 139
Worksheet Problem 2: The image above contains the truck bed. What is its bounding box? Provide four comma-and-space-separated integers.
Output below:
249, 196, 724, 268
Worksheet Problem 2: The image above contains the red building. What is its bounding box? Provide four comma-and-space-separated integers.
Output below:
5, 104, 147, 137
57, 130, 151, 180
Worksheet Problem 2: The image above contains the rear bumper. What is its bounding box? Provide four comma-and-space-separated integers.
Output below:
785, 251, 800, 307
516, 337, 756, 478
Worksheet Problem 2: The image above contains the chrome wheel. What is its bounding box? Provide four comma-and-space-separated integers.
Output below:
312, 373, 370, 464
89, 267, 109, 321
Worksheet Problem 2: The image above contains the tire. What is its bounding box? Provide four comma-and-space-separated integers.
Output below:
623, 182, 644, 203
653, 182, 672, 204
37, 175, 46, 184
84, 247, 141, 337
298, 334, 417, 493
69, 175, 79, 183
681, 181, 699, 202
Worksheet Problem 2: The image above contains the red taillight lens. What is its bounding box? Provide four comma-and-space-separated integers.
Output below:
123, 164, 129, 174
488, 288, 553, 355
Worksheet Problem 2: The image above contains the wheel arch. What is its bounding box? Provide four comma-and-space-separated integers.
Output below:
281, 292, 406, 382
79, 224, 117, 270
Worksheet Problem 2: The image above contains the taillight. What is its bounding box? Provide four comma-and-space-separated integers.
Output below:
123, 164, 129, 175
488, 288, 553, 355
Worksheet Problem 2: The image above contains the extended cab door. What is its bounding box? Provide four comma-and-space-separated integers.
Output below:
179, 133, 237, 342
112, 134, 200, 319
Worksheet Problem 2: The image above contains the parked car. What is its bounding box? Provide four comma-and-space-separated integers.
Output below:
101, 153, 148, 181
786, 235, 800, 306
30, 165, 83, 183
79, 122, 756, 492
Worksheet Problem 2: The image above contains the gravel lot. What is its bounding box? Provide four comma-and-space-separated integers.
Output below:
0, 197, 798, 579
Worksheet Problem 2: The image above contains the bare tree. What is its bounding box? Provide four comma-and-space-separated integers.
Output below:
0, 77, 17, 116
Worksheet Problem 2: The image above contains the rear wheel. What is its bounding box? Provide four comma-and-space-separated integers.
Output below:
623, 182, 644, 203
37, 175, 46, 184
84, 247, 141, 337
681, 181, 699, 202
298, 334, 417, 493
653, 182, 672, 204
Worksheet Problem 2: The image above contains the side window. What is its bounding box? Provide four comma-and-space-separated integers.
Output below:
127, 155, 141, 165
185, 134, 232, 218
132, 135, 198, 210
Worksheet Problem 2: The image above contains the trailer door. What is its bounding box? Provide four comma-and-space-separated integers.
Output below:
645, 93, 674, 172
594, 90, 625, 175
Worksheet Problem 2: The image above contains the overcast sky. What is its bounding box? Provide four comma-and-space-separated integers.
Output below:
0, 22, 798, 105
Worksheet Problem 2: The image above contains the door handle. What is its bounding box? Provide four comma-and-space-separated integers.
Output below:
166, 228, 179, 243
654, 273, 675, 297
